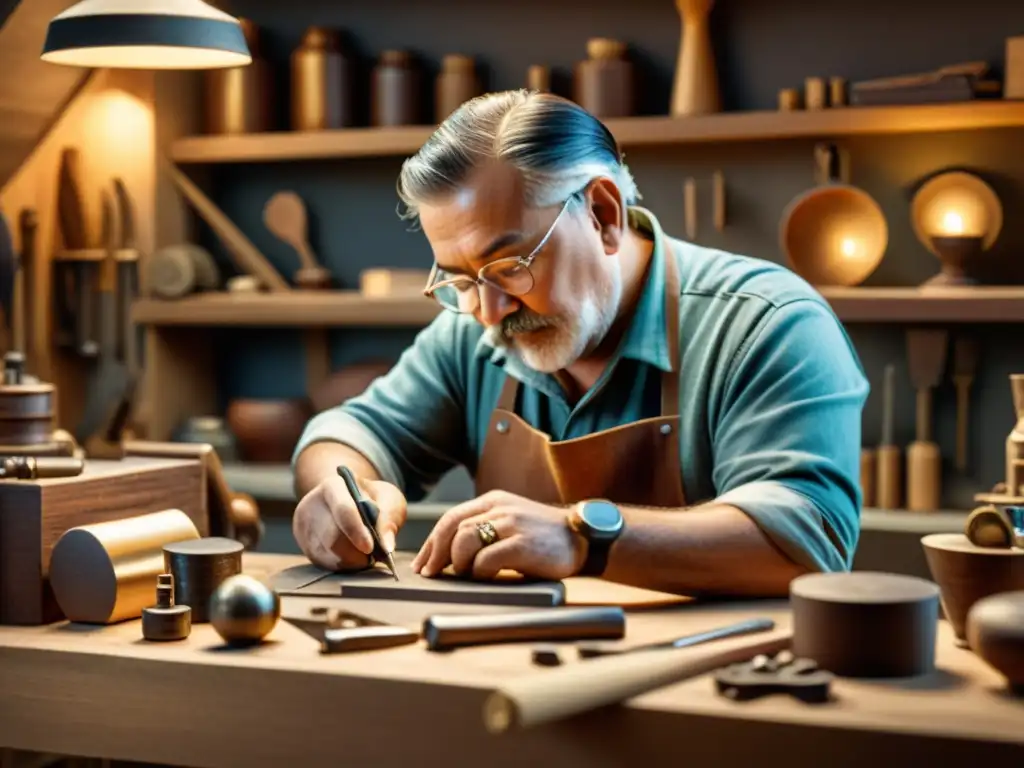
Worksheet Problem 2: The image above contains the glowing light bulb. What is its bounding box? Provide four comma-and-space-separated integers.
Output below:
941, 210, 965, 236
839, 238, 858, 258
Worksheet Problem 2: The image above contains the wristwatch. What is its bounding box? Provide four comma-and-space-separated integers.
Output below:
568, 499, 625, 577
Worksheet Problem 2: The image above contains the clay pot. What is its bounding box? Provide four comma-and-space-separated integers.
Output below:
310, 360, 394, 413
225, 399, 313, 464
921, 533, 1024, 647
966, 591, 1024, 695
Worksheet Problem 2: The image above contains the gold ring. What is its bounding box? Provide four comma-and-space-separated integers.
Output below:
476, 520, 499, 547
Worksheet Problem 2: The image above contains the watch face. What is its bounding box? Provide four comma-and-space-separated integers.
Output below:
581, 500, 623, 535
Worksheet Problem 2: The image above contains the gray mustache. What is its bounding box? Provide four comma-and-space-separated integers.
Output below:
500, 310, 554, 339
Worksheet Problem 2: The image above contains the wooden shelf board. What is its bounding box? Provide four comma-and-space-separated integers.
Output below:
133, 286, 1024, 327
818, 286, 1024, 322
132, 291, 441, 327
170, 100, 1024, 164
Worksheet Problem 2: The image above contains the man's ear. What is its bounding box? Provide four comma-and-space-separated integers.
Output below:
584, 177, 626, 255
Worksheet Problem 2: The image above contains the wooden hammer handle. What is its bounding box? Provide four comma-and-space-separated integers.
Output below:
483, 629, 792, 733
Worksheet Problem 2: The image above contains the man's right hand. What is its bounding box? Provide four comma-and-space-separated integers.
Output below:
292, 470, 408, 571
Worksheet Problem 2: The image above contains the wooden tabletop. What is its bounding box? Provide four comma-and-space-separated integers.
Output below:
0, 553, 1021, 768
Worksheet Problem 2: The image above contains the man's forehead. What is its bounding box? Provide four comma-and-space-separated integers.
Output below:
419, 161, 531, 269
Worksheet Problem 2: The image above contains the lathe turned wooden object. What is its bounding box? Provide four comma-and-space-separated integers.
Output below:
0, 351, 76, 457
975, 373, 1024, 508
0, 457, 206, 625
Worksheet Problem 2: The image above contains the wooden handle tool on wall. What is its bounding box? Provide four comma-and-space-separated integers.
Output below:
160, 157, 291, 292
483, 628, 791, 733
952, 334, 978, 473
905, 329, 949, 511
875, 363, 901, 509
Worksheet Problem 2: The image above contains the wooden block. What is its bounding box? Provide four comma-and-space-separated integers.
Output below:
1006, 36, 1024, 100
0, 457, 206, 625
271, 552, 692, 609
274, 553, 565, 608
790, 571, 940, 678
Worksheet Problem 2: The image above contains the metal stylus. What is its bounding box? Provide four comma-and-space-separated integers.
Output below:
336, 465, 399, 581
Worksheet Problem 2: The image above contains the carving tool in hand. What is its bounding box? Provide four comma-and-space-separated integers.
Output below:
337, 465, 398, 580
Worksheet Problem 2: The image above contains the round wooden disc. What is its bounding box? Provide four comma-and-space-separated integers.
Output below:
790, 571, 940, 678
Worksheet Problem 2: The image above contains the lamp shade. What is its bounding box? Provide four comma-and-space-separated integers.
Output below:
41, 0, 252, 70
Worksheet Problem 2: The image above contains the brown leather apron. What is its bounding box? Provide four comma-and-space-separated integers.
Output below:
474, 244, 686, 508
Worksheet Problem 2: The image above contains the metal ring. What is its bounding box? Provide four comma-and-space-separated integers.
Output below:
476, 520, 499, 547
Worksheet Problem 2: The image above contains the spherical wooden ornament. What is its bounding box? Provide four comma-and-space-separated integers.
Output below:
209, 574, 280, 646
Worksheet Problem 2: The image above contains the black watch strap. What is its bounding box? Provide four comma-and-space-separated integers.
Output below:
579, 539, 612, 577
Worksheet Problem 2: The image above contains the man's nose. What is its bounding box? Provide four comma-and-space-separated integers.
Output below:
477, 283, 517, 326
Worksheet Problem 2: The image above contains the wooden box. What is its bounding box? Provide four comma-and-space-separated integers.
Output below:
0, 456, 207, 625
1007, 36, 1024, 100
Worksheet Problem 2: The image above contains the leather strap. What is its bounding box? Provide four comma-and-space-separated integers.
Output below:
660, 241, 681, 418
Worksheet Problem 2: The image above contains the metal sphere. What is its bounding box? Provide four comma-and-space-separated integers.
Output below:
209, 574, 280, 645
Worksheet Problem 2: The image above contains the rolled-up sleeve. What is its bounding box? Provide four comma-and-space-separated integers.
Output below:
291, 311, 469, 501
711, 298, 869, 572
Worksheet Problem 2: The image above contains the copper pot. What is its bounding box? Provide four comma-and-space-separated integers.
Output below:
310, 360, 394, 413
226, 399, 313, 464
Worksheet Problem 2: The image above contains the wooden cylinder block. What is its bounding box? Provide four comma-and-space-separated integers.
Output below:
48, 509, 201, 624
164, 537, 244, 623
790, 571, 940, 678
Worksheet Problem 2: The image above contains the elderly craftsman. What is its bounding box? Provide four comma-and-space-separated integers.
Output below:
291, 90, 868, 597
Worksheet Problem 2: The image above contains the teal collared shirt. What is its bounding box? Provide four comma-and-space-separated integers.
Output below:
293, 208, 869, 572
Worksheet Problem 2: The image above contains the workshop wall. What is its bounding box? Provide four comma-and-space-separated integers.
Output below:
205, 0, 1024, 510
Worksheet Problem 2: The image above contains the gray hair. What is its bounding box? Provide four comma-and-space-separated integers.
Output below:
396, 90, 640, 220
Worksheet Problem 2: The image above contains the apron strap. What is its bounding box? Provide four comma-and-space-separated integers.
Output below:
660, 241, 681, 418
497, 371, 519, 411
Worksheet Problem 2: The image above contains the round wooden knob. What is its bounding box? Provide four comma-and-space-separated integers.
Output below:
587, 38, 626, 60
966, 591, 1024, 694
229, 493, 264, 550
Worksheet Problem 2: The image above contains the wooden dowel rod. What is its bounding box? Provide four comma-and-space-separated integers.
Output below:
483, 629, 792, 733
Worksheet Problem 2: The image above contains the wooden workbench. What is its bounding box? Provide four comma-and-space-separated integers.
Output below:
0, 553, 1022, 768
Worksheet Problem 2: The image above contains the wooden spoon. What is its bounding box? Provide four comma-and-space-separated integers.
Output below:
263, 191, 332, 288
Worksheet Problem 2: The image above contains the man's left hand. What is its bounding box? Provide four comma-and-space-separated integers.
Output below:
411, 491, 587, 581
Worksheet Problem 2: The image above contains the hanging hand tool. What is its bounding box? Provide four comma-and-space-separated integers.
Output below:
74, 188, 134, 456
58, 147, 97, 357
112, 177, 143, 375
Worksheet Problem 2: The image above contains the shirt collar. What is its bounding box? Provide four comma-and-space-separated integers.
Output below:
474, 205, 675, 375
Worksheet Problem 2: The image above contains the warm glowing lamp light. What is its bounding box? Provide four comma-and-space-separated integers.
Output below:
41, 0, 251, 70
910, 170, 1003, 287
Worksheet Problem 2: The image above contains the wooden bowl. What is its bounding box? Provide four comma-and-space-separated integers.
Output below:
780, 184, 888, 287
310, 360, 394, 413
225, 399, 313, 464
921, 533, 1024, 647
966, 591, 1024, 695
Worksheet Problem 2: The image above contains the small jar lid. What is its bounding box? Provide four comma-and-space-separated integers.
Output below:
442, 54, 475, 73
587, 38, 626, 60
380, 50, 412, 68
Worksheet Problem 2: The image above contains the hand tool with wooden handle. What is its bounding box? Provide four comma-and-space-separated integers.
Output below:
952, 334, 978, 473
74, 190, 131, 449
484, 628, 792, 732
58, 147, 98, 357
424, 606, 625, 651
905, 329, 949, 511
876, 363, 901, 509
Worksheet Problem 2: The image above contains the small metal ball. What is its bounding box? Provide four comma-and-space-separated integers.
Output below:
209, 574, 281, 646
